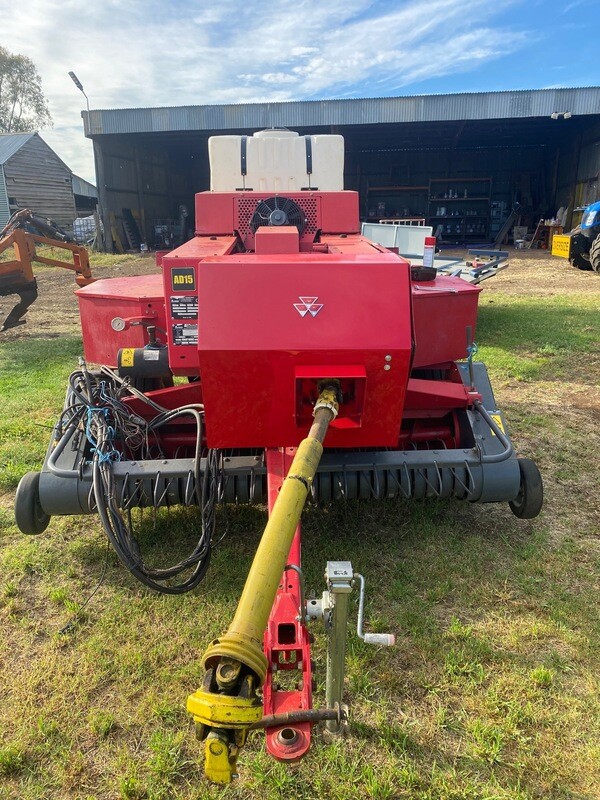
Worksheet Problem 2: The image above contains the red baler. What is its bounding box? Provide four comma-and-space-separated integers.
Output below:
15, 129, 542, 783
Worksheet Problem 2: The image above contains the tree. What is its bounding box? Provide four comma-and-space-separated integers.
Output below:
0, 46, 52, 133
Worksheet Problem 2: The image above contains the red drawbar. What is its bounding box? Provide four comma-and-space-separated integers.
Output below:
263, 448, 313, 762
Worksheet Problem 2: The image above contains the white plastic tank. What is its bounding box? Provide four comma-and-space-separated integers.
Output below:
208, 129, 344, 192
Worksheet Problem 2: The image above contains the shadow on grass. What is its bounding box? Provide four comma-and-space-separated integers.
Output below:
62, 495, 545, 622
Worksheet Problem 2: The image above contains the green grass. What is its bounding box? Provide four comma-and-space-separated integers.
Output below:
0, 242, 150, 270
0, 271, 599, 799
477, 293, 598, 382
0, 336, 83, 488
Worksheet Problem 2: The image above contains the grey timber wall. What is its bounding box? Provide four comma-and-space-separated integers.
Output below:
3, 134, 76, 231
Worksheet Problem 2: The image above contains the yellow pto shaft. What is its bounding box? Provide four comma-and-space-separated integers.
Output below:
187, 385, 339, 783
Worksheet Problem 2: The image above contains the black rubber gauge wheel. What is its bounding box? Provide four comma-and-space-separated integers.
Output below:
14, 471, 50, 535
509, 458, 543, 520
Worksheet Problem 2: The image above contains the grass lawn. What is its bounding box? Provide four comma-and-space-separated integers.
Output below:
0, 252, 598, 799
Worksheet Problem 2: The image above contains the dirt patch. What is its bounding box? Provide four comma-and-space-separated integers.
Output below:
0, 255, 159, 341
482, 247, 599, 296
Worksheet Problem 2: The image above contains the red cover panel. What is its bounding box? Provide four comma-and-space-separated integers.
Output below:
196, 252, 413, 448
76, 275, 166, 366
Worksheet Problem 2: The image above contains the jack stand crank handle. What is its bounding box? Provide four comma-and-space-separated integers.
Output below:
355, 573, 396, 647
324, 561, 354, 735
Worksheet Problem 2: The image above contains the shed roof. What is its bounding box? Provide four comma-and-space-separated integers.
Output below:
72, 174, 97, 198
0, 132, 35, 164
82, 87, 600, 137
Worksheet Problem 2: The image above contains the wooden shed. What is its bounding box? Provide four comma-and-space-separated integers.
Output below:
0, 132, 77, 231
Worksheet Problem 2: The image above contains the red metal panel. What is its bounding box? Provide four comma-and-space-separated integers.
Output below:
161, 236, 237, 376
195, 193, 236, 235
76, 275, 166, 366
404, 378, 478, 412
161, 234, 238, 260
194, 191, 360, 245
318, 192, 360, 233
320, 233, 389, 255
197, 253, 413, 448
255, 227, 299, 254
411, 277, 481, 368
161, 259, 200, 375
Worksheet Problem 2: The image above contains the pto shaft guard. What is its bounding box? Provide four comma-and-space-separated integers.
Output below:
187, 386, 339, 783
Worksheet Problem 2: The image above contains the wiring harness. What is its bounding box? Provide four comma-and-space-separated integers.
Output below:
64, 360, 219, 594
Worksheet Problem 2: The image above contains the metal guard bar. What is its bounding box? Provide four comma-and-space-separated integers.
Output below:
39, 442, 520, 515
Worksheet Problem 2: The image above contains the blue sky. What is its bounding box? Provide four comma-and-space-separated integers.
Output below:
1, 0, 599, 182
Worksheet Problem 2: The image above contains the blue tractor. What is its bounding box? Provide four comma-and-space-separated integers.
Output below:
567, 201, 600, 272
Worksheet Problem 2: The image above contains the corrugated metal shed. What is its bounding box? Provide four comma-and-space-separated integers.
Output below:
72, 174, 98, 199
0, 132, 35, 164
83, 87, 600, 137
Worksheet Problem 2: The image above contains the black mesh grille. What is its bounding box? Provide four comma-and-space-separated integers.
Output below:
236, 196, 318, 237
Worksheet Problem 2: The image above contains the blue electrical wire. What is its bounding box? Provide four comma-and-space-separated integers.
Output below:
86, 406, 121, 463
467, 341, 479, 364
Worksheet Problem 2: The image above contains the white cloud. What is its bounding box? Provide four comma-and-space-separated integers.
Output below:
561, 0, 594, 12
0, 0, 531, 183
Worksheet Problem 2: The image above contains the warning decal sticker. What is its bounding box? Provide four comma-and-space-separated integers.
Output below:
120, 348, 135, 367
490, 413, 506, 436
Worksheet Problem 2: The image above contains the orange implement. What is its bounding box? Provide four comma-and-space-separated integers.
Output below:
0, 221, 94, 331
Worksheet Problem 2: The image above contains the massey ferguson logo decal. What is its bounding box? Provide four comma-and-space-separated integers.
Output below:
294, 296, 323, 317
